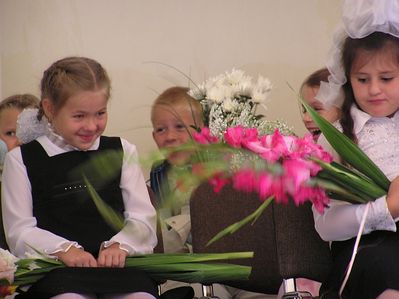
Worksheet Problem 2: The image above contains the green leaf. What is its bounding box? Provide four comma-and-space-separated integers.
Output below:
8, 252, 254, 288
314, 159, 387, 199
207, 196, 273, 246
83, 175, 124, 231
300, 99, 390, 191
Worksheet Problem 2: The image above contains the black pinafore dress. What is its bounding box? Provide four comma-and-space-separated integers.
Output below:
16, 136, 158, 298
320, 224, 399, 299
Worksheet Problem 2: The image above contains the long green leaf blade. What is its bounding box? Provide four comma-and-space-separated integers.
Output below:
83, 176, 124, 231
207, 196, 273, 246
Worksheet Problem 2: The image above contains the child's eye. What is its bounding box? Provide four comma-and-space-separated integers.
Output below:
381, 76, 393, 82
357, 77, 368, 83
73, 114, 84, 119
176, 124, 186, 131
5, 131, 15, 137
97, 111, 107, 117
154, 127, 166, 134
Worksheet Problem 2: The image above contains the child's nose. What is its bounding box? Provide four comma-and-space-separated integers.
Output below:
369, 79, 381, 95
302, 111, 312, 123
86, 118, 98, 130
165, 129, 178, 140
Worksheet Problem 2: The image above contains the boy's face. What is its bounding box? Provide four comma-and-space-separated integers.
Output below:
152, 104, 201, 165
0, 107, 22, 150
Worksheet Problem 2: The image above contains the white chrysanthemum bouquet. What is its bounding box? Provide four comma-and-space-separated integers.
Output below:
188, 69, 293, 139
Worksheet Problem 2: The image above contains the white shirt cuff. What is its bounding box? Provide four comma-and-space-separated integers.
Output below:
359, 196, 396, 234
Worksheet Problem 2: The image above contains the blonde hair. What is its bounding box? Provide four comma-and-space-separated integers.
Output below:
0, 94, 39, 113
39, 56, 111, 120
151, 86, 203, 128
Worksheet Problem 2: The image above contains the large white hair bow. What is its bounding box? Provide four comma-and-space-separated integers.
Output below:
316, 0, 399, 109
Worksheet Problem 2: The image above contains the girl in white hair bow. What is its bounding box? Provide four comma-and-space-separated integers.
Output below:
312, 0, 399, 298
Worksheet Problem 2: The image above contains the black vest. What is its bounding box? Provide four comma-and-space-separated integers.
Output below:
21, 136, 124, 255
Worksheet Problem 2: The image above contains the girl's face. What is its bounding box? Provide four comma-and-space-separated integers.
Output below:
350, 47, 399, 117
44, 89, 108, 150
0, 107, 21, 150
301, 85, 341, 141
152, 104, 201, 165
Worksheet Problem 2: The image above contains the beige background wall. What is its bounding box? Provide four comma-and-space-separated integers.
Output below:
0, 0, 342, 177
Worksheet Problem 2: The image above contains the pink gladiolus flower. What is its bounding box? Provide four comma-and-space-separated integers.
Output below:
257, 172, 273, 199
309, 187, 330, 214
245, 140, 280, 162
224, 126, 259, 148
240, 128, 259, 145
282, 159, 311, 193
290, 186, 317, 206
224, 126, 245, 148
269, 130, 290, 157
232, 169, 257, 193
193, 128, 219, 144
270, 178, 288, 204
294, 134, 333, 163
209, 174, 230, 193
190, 125, 334, 214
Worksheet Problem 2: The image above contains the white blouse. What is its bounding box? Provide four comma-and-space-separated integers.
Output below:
1, 135, 157, 258
314, 105, 399, 241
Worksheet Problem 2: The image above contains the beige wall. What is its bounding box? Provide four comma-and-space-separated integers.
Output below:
0, 0, 342, 177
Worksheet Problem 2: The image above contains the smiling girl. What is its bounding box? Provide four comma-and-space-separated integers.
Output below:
1, 57, 158, 299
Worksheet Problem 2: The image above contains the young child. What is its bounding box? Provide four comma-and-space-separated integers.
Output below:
0, 94, 39, 151
150, 86, 203, 253
300, 68, 341, 142
0, 94, 39, 250
1, 56, 158, 299
150, 86, 273, 299
313, 1, 399, 298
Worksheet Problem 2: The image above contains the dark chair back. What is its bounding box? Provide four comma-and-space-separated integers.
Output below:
190, 182, 332, 294
190, 183, 282, 294
274, 201, 332, 281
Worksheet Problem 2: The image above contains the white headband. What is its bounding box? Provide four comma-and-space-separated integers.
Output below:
316, 0, 399, 109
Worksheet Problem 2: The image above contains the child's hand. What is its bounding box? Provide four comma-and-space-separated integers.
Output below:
98, 243, 127, 268
54, 246, 97, 267
387, 176, 399, 219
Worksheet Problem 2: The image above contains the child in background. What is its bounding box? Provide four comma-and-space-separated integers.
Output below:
277, 68, 344, 298
150, 86, 273, 299
300, 68, 341, 142
150, 86, 203, 253
0, 94, 39, 250
0, 94, 39, 151
313, 0, 399, 298
2, 56, 158, 299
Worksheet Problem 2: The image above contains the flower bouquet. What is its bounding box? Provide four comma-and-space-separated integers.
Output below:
155, 82, 389, 244
188, 68, 293, 139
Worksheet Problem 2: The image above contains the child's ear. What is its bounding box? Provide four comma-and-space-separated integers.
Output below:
41, 98, 55, 121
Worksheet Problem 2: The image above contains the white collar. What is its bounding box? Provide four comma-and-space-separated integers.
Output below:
45, 128, 100, 152
351, 104, 399, 135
